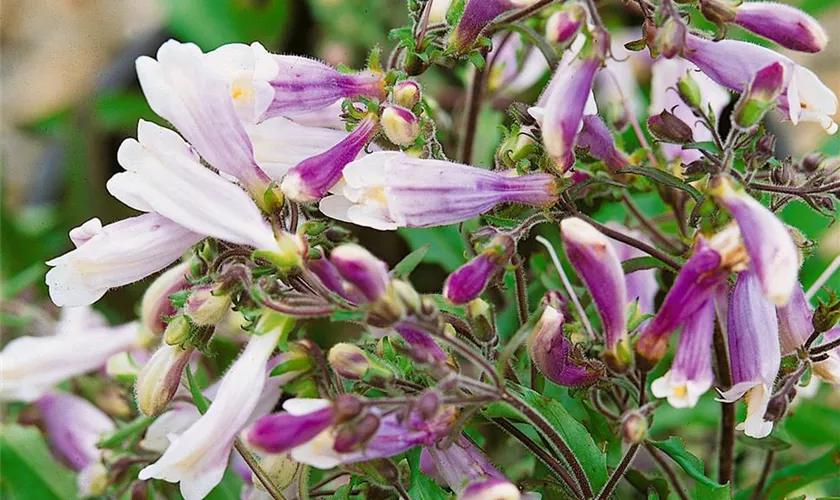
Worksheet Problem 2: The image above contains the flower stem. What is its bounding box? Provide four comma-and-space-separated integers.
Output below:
596, 443, 640, 500
458, 48, 487, 164
713, 318, 735, 486
234, 439, 287, 500
749, 450, 775, 500
644, 443, 690, 500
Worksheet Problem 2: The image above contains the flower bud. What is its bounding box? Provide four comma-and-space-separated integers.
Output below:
393, 80, 422, 108
382, 105, 421, 146
184, 284, 232, 327
545, 3, 586, 46
731, 0, 827, 53
527, 306, 604, 387
328, 343, 393, 381
647, 110, 694, 144
141, 262, 191, 335
448, 0, 535, 54
331, 244, 390, 303
800, 152, 827, 173
443, 235, 515, 305
467, 299, 497, 344
813, 299, 840, 334
416, 390, 442, 420
163, 315, 192, 346
656, 17, 686, 59
252, 454, 301, 492
621, 411, 648, 444
135, 342, 194, 416
677, 72, 703, 110
333, 413, 381, 453
253, 232, 307, 270
333, 394, 363, 423
733, 62, 786, 131
699, 0, 737, 26
270, 342, 315, 380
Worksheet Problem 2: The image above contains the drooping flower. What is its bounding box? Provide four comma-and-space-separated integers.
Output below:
425, 435, 522, 500
320, 152, 557, 230
718, 270, 781, 439
393, 323, 449, 366
46, 215, 201, 307
36, 391, 115, 497
650, 297, 716, 408
139, 313, 293, 500
710, 176, 799, 305
561, 217, 630, 369
443, 235, 515, 305
683, 33, 838, 134
0, 308, 139, 402
527, 305, 604, 387
448, 0, 540, 54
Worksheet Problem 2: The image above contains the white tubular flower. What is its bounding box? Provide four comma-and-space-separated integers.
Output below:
0, 309, 139, 402
109, 120, 278, 251
138, 325, 285, 500
46, 214, 201, 307
204, 42, 279, 124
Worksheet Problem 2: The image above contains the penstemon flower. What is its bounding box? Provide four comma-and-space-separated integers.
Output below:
448, 0, 541, 54
320, 152, 557, 229
443, 235, 515, 305
527, 304, 604, 387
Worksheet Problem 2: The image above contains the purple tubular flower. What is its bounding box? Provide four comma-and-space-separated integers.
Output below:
527, 306, 604, 387
776, 283, 812, 355
606, 223, 659, 318
393, 324, 449, 366
329, 244, 390, 303
263, 56, 385, 119
561, 217, 629, 364
443, 235, 515, 305
307, 256, 366, 304
36, 391, 115, 471
281, 115, 378, 203
427, 435, 521, 500
320, 152, 558, 230
719, 270, 781, 439
577, 115, 631, 173
733, 1, 828, 54
449, 0, 519, 54
711, 177, 798, 305
541, 35, 607, 172
246, 399, 335, 454
650, 298, 716, 408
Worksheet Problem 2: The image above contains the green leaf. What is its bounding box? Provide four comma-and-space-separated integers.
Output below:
205, 469, 245, 500
0, 424, 78, 500
618, 166, 704, 202
98, 415, 155, 449
696, 481, 731, 500
681, 141, 720, 154
737, 428, 792, 452
734, 447, 840, 500
392, 245, 430, 279
406, 448, 448, 499
399, 226, 467, 272
650, 437, 726, 492
622, 256, 675, 273
624, 469, 670, 500
498, 382, 609, 490
467, 50, 486, 70
186, 365, 210, 414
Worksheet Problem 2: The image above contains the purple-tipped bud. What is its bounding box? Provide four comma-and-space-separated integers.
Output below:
699, 0, 737, 26
330, 244, 390, 303
577, 114, 631, 173
443, 235, 515, 305
328, 343, 392, 381
281, 115, 379, 203
141, 262, 191, 335
307, 256, 366, 304
650, 298, 716, 408
448, 0, 534, 54
184, 284, 232, 326
719, 270, 781, 439
527, 306, 604, 387
637, 227, 747, 366
135, 342, 194, 416
545, 3, 586, 45
393, 324, 449, 366
647, 110, 694, 144
541, 34, 608, 172
561, 217, 630, 370
333, 413, 381, 453
656, 17, 686, 59
620, 410, 649, 444
393, 80, 422, 108
711, 177, 799, 305
246, 398, 335, 453
427, 435, 522, 500
381, 105, 420, 146
733, 62, 786, 131
732, 1, 828, 53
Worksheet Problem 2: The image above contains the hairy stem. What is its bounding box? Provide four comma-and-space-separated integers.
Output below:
235, 439, 287, 500
645, 443, 691, 500
458, 48, 487, 164
713, 319, 735, 486
596, 443, 640, 499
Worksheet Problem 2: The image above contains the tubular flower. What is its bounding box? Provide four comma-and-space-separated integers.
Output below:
426, 435, 523, 500
683, 33, 838, 134
329, 244, 391, 303
46, 215, 201, 307
0, 309, 139, 402
527, 305, 604, 387
448, 0, 540, 54
710, 177, 799, 305
561, 217, 630, 369
485, 33, 550, 96
606, 223, 659, 318
36, 391, 115, 497
138, 314, 293, 500
718, 270, 781, 439
320, 152, 557, 230
443, 235, 515, 305
576, 114, 631, 173
650, 297, 716, 408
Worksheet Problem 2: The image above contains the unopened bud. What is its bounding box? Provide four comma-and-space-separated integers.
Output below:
329, 343, 392, 381
164, 315, 192, 346
677, 72, 703, 110
253, 232, 306, 269
527, 306, 604, 387
390, 279, 422, 315
648, 110, 694, 144
270, 342, 314, 380
135, 342, 194, 416
261, 182, 285, 214
467, 298, 496, 344
733, 62, 786, 130
333, 394, 363, 423
141, 262, 191, 335
184, 284, 232, 326
331, 244, 390, 303
800, 152, 827, 173
656, 17, 686, 59
393, 80, 422, 108
382, 105, 421, 146
333, 413, 381, 452
443, 235, 515, 305
621, 411, 649, 444
699, 0, 737, 26
545, 3, 586, 45
416, 390, 441, 420
813, 298, 840, 333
